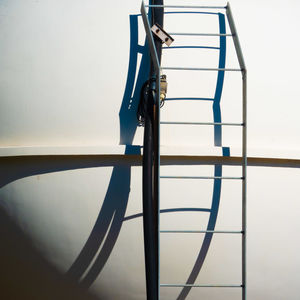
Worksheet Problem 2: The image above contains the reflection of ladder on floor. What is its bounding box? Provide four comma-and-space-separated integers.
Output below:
141, 1, 247, 300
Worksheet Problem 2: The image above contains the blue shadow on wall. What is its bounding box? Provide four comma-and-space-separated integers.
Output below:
66, 14, 149, 287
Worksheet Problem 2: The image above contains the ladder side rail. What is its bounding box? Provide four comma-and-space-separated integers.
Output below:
141, 1, 160, 73
241, 69, 247, 300
226, 2, 246, 71
226, 3, 247, 300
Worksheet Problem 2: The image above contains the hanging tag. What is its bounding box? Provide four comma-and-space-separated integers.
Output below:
151, 23, 174, 47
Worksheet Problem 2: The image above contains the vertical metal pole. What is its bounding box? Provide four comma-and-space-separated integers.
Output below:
242, 69, 247, 300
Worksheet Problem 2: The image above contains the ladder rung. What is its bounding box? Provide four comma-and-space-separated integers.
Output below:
160, 176, 243, 180
163, 46, 220, 50
169, 33, 232, 37
164, 97, 214, 101
162, 67, 242, 71
160, 121, 243, 126
160, 283, 242, 288
160, 230, 243, 234
145, 5, 226, 9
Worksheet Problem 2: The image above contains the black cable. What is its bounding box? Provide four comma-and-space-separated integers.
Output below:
138, 1, 164, 300
142, 92, 156, 300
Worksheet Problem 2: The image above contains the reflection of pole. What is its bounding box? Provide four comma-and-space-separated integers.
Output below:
242, 69, 247, 300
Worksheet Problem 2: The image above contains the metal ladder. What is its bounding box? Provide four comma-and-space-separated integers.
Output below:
141, 1, 247, 299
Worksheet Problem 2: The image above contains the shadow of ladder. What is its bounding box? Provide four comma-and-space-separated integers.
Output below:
141, 2, 247, 300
